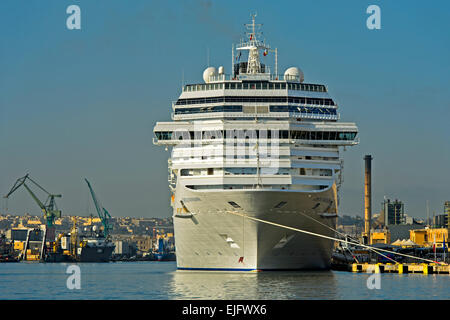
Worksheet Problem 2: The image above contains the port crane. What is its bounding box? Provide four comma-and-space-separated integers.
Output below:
4, 174, 62, 228
84, 178, 112, 238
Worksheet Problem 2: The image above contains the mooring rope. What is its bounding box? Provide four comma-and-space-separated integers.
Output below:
226, 210, 443, 265
295, 210, 400, 264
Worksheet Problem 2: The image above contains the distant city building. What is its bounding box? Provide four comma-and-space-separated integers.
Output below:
0, 214, 174, 239
131, 235, 153, 253
405, 216, 414, 225
445, 201, 450, 229
382, 198, 406, 225
113, 240, 137, 257
433, 214, 448, 229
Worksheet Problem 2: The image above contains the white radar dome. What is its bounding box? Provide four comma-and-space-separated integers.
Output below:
284, 67, 304, 83
203, 67, 217, 83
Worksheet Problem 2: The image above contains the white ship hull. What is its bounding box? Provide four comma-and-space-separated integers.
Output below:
173, 185, 338, 271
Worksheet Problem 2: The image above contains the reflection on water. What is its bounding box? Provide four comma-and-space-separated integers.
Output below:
169, 270, 338, 300
1, 262, 450, 300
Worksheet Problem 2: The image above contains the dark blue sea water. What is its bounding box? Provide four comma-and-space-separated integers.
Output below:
0, 261, 449, 300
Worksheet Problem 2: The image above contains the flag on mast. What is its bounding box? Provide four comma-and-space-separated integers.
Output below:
433, 233, 436, 262
444, 236, 446, 263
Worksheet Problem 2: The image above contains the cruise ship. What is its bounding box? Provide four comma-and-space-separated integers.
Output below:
153, 15, 358, 271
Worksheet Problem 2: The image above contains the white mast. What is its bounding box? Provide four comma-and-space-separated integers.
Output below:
246, 13, 261, 74
235, 13, 271, 79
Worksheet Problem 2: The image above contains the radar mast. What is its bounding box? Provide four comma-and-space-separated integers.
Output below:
235, 13, 273, 79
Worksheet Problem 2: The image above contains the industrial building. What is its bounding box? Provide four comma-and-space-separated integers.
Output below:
445, 201, 450, 229
5, 227, 46, 261
382, 198, 406, 225
433, 214, 448, 229
360, 155, 428, 246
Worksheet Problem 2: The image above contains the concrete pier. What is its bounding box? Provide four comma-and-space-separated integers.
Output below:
349, 263, 449, 274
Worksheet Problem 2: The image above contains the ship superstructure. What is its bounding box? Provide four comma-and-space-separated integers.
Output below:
153, 15, 358, 270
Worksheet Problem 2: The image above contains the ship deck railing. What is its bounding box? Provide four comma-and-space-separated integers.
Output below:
153, 136, 359, 146
172, 111, 340, 121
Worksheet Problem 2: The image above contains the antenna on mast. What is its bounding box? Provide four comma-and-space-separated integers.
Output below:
244, 12, 262, 42
231, 44, 234, 78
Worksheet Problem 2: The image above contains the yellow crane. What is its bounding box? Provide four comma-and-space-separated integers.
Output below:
70, 217, 79, 258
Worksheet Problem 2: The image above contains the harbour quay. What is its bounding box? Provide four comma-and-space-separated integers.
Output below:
349, 263, 450, 275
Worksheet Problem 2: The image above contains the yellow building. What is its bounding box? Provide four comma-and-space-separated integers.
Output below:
83, 217, 101, 226
370, 230, 391, 244
410, 229, 427, 246
26, 220, 42, 225
410, 228, 448, 247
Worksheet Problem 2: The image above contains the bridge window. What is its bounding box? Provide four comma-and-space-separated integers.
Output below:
289, 131, 356, 141
184, 82, 326, 92
155, 131, 172, 140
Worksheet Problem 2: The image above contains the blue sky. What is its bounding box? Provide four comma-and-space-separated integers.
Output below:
1, 0, 449, 219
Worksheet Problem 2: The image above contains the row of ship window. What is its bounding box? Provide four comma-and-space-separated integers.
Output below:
180, 168, 333, 176
174, 105, 337, 115
175, 96, 335, 106
155, 131, 357, 141
187, 185, 329, 191
182, 82, 326, 92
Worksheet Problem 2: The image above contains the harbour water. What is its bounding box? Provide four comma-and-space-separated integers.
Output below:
1, 262, 449, 300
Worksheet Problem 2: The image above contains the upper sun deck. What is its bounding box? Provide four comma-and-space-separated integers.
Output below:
176, 79, 334, 108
